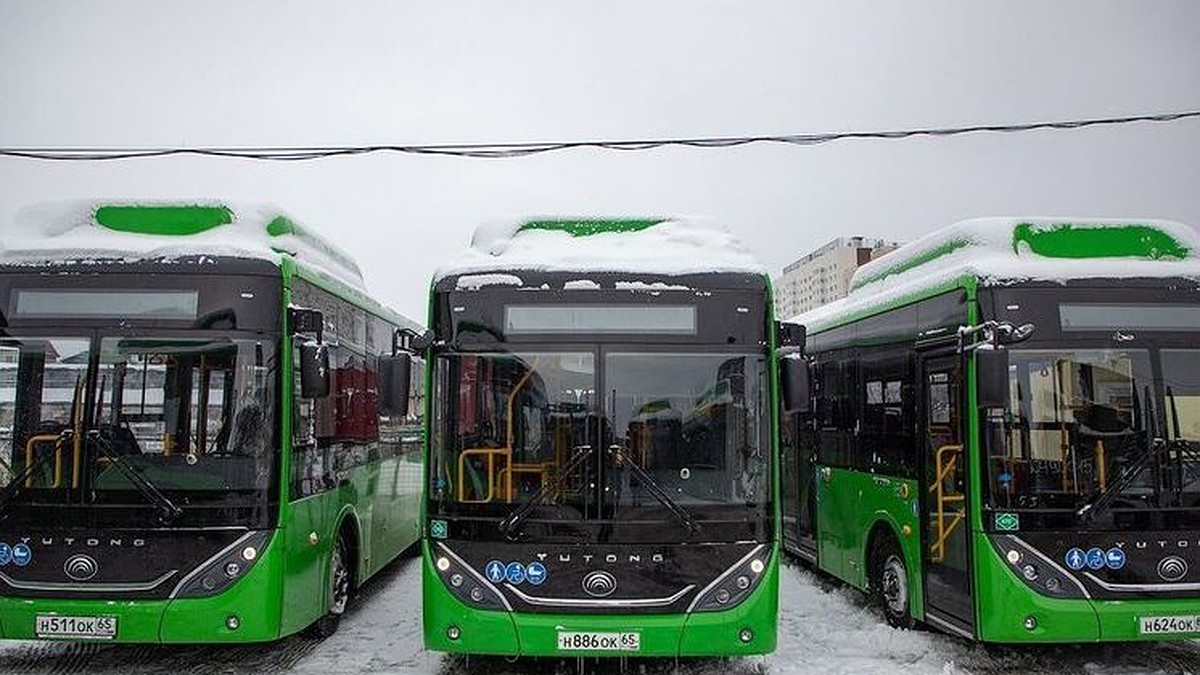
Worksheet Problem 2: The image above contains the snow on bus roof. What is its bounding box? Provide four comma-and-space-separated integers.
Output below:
794, 217, 1200, 332
0, 200, 366, 291
435, 216, 763, 283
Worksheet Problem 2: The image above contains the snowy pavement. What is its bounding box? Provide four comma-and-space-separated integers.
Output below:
0, 555, 1197, 674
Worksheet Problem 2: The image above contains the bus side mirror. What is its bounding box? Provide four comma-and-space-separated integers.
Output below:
777, 321, 806, 350
781, 355, 811, 413
976, 349, 1009, 408
299, 341, 330, 399
379, 353, 412, 417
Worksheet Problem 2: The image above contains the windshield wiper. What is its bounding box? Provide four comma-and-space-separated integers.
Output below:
89, 431, 183, 523
1077, 437, 1166, 522
499, 444, 595, 539
607, 444, 701, 535
0, 433, 68, 516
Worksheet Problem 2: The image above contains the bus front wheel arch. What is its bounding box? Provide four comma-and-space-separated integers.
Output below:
868, 527, 916, 630
307, 520, 359, 638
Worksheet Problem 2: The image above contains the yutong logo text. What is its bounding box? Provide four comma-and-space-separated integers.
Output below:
1113, 539, 1200, 550
31, 537, 147, 548
535, 552, 666, 564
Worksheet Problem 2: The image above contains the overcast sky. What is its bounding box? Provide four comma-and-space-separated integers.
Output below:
2, 1, 1199, 320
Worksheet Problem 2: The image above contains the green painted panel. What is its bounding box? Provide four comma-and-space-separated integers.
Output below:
677, 559, 778, 656
267, 215, 364, 281
851, 238, 972, 291
421, 544, 521, 655
279, 491, 340, 636
0, 540, 287, 643
1011, 222, 1190, 260
974, 532, 1200, 643
94, 205, 233, 236
0, 597, 166, 642
421, 541, 778, 657
518, 219, 665, 237
159, 548, 287, 642
972, 531, 1100, 642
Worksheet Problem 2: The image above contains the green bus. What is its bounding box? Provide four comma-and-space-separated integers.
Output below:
421, 218, 798, 657
0, 202, 424, 643
780, 218, 1200, 642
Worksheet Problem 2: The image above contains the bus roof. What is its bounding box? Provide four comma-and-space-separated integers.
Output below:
434, 216, 763, 283
1, 200, 366, 291
794, 217, 1200, 332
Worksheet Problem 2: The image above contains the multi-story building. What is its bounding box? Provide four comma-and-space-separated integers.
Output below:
774, 236, 901, 318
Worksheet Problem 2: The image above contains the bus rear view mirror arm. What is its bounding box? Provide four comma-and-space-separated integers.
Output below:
957, 320, 1035, 353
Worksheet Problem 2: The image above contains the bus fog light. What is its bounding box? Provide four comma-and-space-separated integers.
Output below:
447, 625, 461, 640
749, 559, 765, 574
738, 628, 753, 643
450, 573, 464, 587
469, 587, 484, 602
715, 589, 731, 604
736, 575, 751, 590
1045, 577, 1061, 592
1023, 615, 1038, 631
436, 556, 451, 572
224, 562, 241, 578
226, 615, 240, 630
242, 546, 258, 561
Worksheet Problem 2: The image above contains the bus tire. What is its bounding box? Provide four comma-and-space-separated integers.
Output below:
308, 535, 351, 638
870, 534, 915, 630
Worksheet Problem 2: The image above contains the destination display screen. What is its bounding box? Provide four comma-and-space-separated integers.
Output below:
1059, 303, 1200, 331
504, 304, 696, 335
12, 289, 199, 319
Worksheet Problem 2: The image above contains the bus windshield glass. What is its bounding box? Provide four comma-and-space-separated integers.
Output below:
0, 333, 277, 526
429, 350, 768, 525
983, 348, 1200, 529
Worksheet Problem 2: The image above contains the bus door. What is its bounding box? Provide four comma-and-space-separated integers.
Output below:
919, 354, 976, 637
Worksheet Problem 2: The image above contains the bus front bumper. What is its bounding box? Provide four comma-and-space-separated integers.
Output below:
422, 549, 778, 657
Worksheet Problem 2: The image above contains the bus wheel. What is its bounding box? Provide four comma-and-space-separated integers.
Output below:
871, 536, 915, 630
308, 535, 351, 638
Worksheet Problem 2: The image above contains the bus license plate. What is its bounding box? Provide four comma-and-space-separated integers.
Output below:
557, 631, 640, 652
35, 614, 117, 640
1139, 615, 1200, 635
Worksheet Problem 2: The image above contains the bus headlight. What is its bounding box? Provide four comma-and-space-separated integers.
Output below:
987, 534, 1084, 599
175, 530, 273, 599
432, 543, 509, 611
689, 544, 770, 612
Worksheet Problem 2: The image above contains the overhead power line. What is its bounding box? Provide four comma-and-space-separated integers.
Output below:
2, 109, 1198, 161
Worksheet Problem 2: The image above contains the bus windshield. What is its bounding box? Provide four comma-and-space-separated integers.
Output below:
0, 333, 277, 527
984, 347, 1200, 529
429, 350, 768, 528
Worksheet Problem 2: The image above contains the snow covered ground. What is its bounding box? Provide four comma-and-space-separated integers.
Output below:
0, 556, 1197, 674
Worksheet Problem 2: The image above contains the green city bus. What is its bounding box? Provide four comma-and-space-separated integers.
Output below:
780, 218, 1200, 642
421, 218, 798, 657
0, 202, 424, 643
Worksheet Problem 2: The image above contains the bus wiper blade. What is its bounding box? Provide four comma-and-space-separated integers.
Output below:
0, 434, 67, 516
499, 444, 595, 539
607, 445, 701, 535
89, 432, 183, 524
1077, 437, 1164, 522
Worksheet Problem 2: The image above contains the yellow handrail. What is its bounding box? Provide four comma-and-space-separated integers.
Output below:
929, 443, 964, 563
24, 434, 64, 488
456, 358, 544, 503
